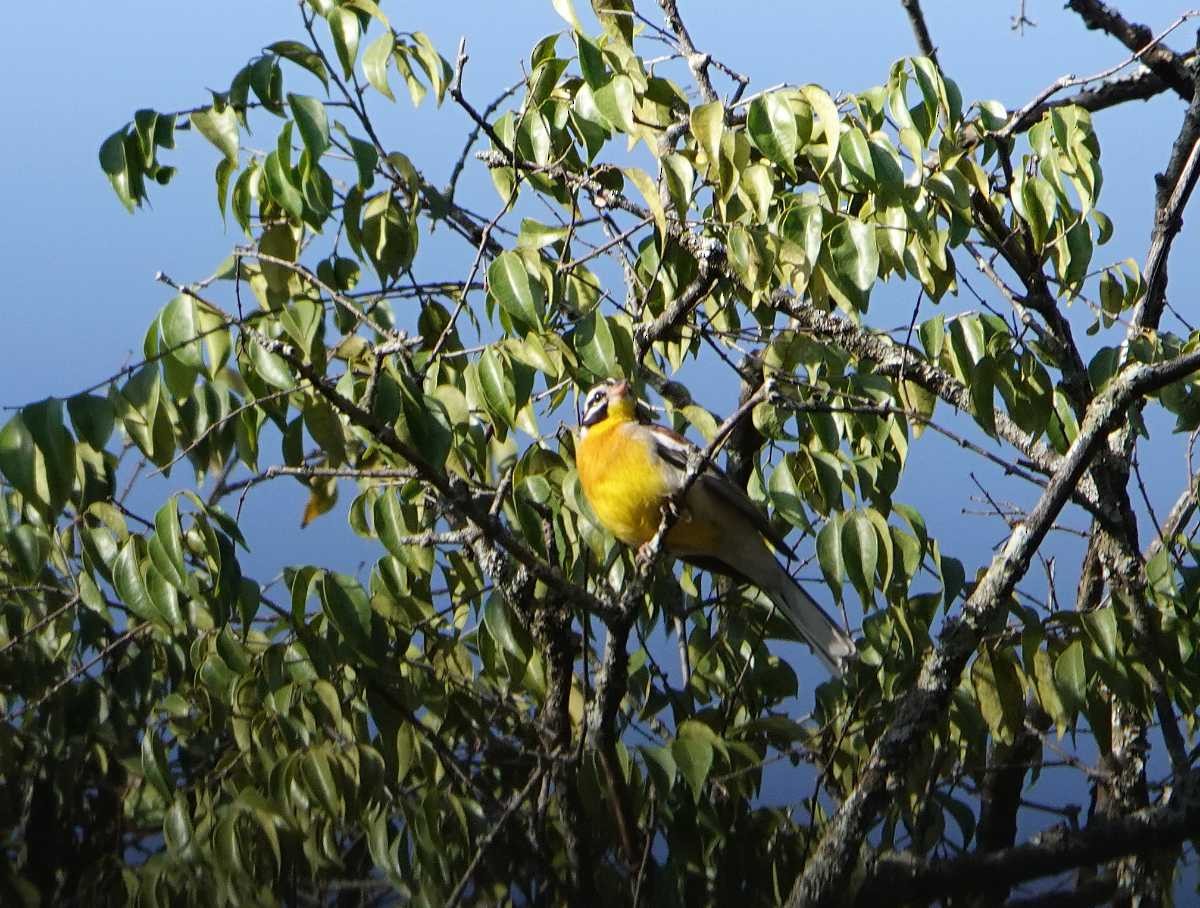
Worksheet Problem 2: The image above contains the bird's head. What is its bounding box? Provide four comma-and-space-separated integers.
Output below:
580, 378, 639, 430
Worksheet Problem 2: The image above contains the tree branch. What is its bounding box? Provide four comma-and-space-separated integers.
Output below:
1065, 1, 1196, 99
768, 291, 1114, 526
1135, 60, 1200, 333
245, 329, 622, 626
656, 0, 719, 104
900, 0, 939, 66
787, 347, 1200, 907
856, 784, 1200, 905
444, 769, 545, 908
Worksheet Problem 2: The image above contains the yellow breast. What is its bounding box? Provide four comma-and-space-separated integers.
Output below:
578, 421, 668, 547
576, 421, 723, 553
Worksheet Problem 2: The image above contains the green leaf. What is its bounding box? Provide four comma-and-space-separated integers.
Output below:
672, 731, 714, 803
68, 394, 115, 449
624, 166, 666, 238
978, 99, 1008, 131
248, 341, 296, 390
7, 525, 49, 580
487, 251, 544, 330
641, 744, 677, 796
1015, 174, 1056, 251
113, 538, 156, 623
402, 389, 452, 467
301, 749, 343, 819
215, 156, 235, 220
337, 127, 378, 190
191, 106, 239, 163
727, 223, 771, 291
346, 0, 390, 27
396, 723, 416, 784
141, 731, 173, 799
842, 511, 878, 606
840, 126, 875, 185
1054, 640, 1087, 715
971, 647, 1024, 745
969, 358, 996, 436
161, 295, 203, 368
518, 110, 551, 167
328, 7, 360, 79
741, 163, 773, 223
1082, 606, 1119, 664
918, 314, 945, 362
576, 34, 606, 89
363, 31, 396, 100
816, 512, 844, 603
264, 150, 304, 221
269, 40, 330, 89
476, 347, 517, 428
287, 94, 330, 163
899, 380, 935, 436
830, 217, 878, 294
410, 32, 451, 105
662, 152, 694, 217
248, 54, 282, 113
690, 101, 724, 170
552, 0, 585, 31
373, 491, 411, 561
801, 84, 841, 173
164, 796, 193, 854
938, 552, 965, 605
1033, 646, 1068, 732
574, 311, 617, 380
361, 192, 416, 280
517, 218, 569, 250
99, 129, 135, 211
1047, 389, 1079, 454
150, 497, 186, 589
747, 92, 798, 176
594, 74, 636, 134
321, 573, 374, 656
483, 593, 521, 657
1060, 219, 1093, 291
22, 399, 76, 514
935, 791, 977, 848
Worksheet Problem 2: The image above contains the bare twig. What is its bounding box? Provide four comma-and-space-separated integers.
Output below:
999, 11, 1200, 139
1066, 1, 1198, 99
655, 0, 719, 104
444, 768, 545, 908
900, 0, 939, 66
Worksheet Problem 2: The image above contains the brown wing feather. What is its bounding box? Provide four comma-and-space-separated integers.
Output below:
646, 424, 796, 559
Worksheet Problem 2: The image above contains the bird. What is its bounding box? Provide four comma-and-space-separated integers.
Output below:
575, 378, 856, 675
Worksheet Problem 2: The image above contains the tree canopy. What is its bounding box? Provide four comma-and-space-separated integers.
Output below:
4, 1, 1200, 905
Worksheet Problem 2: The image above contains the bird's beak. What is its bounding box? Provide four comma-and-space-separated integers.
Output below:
610, 379, 630, 398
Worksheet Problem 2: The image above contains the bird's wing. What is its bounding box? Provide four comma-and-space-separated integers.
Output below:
639, 423, 797, 559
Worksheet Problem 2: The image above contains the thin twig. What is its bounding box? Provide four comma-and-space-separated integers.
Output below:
443, 767, 545, 908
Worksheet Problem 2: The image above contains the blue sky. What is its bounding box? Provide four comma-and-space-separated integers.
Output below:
3, 0, 1198, 843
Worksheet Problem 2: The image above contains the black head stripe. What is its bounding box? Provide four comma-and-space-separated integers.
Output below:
581, 396, 608, 426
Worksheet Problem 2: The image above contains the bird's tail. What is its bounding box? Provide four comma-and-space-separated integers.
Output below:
764, 564, 856, 676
